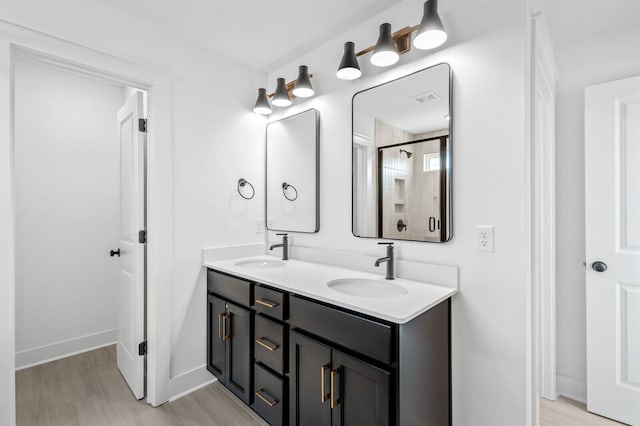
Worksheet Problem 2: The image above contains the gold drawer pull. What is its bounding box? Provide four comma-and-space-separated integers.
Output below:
321, 364, 330, 403
256, 298, 279, 308
255, 389, 279, 407
330, 368, 340, 409
255, 337, 279, 351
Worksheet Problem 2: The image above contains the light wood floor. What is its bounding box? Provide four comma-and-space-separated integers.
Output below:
16, 345, 266, 425
540, 397, 627, 426
16, 346, 630, 426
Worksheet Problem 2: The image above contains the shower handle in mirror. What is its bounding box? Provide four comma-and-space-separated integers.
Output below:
282, 182, 298, 201
397, 219, 408, 232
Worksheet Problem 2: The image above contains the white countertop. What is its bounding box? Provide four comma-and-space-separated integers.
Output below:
204, 255, 457, 324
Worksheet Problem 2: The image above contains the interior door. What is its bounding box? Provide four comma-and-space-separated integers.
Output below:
116, 91, 146, 400
585, 76, 640, 424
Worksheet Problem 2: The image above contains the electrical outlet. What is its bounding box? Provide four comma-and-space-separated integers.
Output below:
256, 218, 264, 234
476, 225, 494, 252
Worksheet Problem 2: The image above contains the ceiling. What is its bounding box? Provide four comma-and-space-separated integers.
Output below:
98, 0, 402, 72
539, 0, 640, 44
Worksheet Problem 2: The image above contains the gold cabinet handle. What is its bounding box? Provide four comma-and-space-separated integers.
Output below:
321, 364, 331, 403
222, 314, 230, 341
255, 337, 279, 351
255, 298, 279, 308
255, 389, 279, 407
330, 368, 340, 409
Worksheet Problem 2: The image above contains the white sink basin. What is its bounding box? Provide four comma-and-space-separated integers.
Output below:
326, 278, 408, 298
234, 259, 286, 269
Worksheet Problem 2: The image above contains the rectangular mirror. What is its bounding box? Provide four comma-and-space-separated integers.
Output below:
352, 63, 452, 242
266, 108, 319, 233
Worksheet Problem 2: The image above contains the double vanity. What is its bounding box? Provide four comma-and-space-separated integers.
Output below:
205, 62, 456, 425
204, 251, 456, 425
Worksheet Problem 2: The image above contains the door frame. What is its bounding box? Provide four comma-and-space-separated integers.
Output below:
528, 8, 558, 423
0, 21, 174, 424
531, 10, 558, 402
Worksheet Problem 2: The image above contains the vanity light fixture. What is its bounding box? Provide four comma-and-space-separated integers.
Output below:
370, 23, 399, 67
252, 71, 315, 114
252, 88, 272, 115
413, 0, 448, 50
337, 42, 362, 80
292, 65, 314, 98
335, 0, 448, 80
272, 77, 293, 107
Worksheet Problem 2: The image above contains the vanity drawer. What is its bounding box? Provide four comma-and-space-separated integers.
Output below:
254, 285, 287, 321
252, 363, 285, 426
255, 314, 286, 374
289, 295, 394, 364
207, 269, 252, 306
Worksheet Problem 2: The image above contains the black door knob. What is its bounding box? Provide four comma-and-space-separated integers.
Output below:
110, 249, 121, 257
592, 261, 607, 272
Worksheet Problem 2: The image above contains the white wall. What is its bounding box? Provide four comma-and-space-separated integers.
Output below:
0, 0, 266, 419
266, 0, 530, 424
14, 58, 123, 368
554, 22, 640, 401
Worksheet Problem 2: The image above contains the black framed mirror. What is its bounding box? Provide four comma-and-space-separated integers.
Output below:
352, 63, 452, 242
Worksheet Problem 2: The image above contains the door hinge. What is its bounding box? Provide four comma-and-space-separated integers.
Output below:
138, 229, 147, 244
138, 341, 147, 356
138, 118, 147, 133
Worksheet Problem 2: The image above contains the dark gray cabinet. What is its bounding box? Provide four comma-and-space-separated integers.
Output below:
207, 294, 253, 405
289, 331, 332, 426
289, 331, 390, 426
331, 350, 390, 426
207, 267, 451, 426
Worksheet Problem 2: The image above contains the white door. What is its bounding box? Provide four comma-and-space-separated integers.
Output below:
116, 91, 146, 399
586, 76, 640, 425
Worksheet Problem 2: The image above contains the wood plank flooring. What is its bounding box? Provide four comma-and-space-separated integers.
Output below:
540, 397, 626, 426
16, 346, 630, 425
16, 345, 266, 425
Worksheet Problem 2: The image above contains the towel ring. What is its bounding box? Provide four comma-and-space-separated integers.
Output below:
282, 182, 298, 201
237, 178, 255, 200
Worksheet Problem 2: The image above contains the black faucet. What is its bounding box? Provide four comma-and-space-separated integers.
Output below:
269, 233, 289, 260
374, 242, 394, 280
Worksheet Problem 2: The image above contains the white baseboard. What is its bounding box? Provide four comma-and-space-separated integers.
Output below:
15, 329, 117, 370
169, 364, 217, 402
556, 374, 586, 403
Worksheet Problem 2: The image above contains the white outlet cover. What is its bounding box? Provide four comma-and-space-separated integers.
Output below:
476, 225, 494, 252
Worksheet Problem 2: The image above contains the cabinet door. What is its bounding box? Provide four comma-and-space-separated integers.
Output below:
331, 350, 390, 426
207, 295, 227, 381
226, 301, 253, 405
290, 331, 332, 426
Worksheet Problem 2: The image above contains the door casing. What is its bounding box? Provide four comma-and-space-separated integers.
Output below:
0, 24, 175, 423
